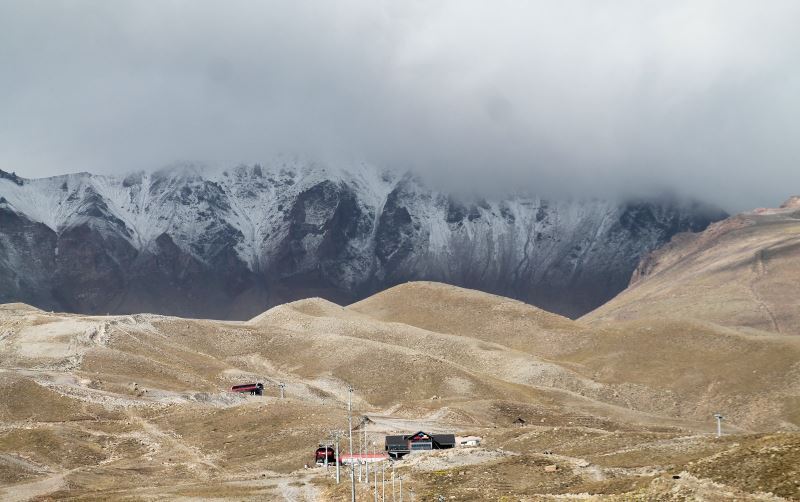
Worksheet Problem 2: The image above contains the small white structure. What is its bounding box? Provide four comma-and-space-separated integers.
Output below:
456, 435, 481, 447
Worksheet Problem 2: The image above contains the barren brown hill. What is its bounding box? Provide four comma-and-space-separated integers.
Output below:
1, 281, 799, 500
583, 198, 800, 334
348, 282, 800, 429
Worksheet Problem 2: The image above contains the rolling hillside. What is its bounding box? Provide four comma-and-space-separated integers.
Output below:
584, 197, 800, 335
1, 279, 798, 499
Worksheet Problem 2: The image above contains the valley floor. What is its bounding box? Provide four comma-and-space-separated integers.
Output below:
2, 395, 797, 501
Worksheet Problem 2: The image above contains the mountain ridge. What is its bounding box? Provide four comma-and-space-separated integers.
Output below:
584, 197, 800, 334
0, 162, 726, 319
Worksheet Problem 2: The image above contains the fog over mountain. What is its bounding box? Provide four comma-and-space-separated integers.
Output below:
1, 1, 799, 212
0, 162, 726, 319
3, 5, 800, 498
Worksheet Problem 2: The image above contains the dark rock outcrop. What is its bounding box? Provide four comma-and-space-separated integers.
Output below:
0, 163, 727, 319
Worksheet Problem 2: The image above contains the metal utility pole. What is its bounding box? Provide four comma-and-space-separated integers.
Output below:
348, 385, 356, 502
374, 457, 378, 502
365, 435, 370, 484
333, 431, 341, 484
358, 434, 363, 483
714, 412, 724, 438
278, 382, 286, 399
392, 463, 395, 502
364, 428, 369, 483
399, 476, 402, 502
382, 462, 386, 502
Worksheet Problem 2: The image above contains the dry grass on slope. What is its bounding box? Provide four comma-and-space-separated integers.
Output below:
248, 297, 551, 408
349, 281, 593, 358
560, 319, 800, 430
584, 207, 800, 335
346, 282, 800, 430
2, 276, 800, 500
0, 374, 122, 423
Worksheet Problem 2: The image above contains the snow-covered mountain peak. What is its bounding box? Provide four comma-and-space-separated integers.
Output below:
0, 163, 727, 319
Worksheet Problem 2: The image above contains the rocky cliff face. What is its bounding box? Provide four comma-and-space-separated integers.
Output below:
0, 162, 726, 319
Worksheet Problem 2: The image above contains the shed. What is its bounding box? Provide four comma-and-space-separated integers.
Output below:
384, 431, 456, 458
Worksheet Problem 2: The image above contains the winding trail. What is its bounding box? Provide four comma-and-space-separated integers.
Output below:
0, 471, 68, 502
750, 249, 782, 334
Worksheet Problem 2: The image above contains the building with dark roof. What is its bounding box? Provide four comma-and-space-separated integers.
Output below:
384, 431, 456, 458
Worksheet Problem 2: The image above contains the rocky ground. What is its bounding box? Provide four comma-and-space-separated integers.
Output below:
0, 275, 798, 500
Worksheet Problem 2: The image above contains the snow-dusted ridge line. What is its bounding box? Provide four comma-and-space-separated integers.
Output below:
0, 161, 726, 318
0, 161, 702, 270
0, 161, 399, 265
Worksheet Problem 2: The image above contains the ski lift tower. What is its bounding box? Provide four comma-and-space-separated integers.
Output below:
713, 412, 724, 438
348, 385, 356, 502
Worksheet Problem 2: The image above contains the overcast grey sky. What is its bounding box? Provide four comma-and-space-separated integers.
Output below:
1, 1, 799, 211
